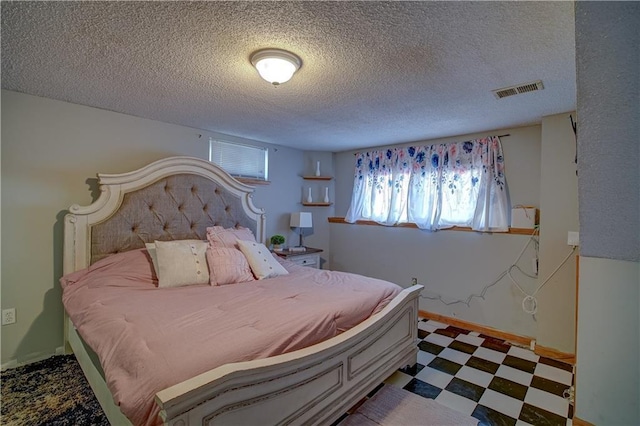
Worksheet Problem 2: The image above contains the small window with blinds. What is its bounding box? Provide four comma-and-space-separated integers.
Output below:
209, 139, 269, 182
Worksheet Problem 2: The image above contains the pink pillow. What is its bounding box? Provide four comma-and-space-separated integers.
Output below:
206, 247, 255, 286
206, 226, 256, 249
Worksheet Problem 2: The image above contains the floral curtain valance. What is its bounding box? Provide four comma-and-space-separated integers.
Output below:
345, 136, 510, 231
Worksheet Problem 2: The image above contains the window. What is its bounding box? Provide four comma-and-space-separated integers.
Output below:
209, 139, 269, 181
345, 136, 510, 232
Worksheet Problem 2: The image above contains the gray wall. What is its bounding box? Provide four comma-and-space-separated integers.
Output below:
0, 90, 308, 365
576, 2, 639, 262
574, 2, 639, 424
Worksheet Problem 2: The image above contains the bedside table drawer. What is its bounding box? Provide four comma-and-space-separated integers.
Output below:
291, 254, 320, 269
274, 248, 323, 269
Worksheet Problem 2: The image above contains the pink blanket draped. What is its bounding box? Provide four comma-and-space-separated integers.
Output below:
61, 249, 401, 426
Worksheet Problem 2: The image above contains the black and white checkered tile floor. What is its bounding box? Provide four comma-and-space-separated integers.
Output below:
381, 319, 574, 426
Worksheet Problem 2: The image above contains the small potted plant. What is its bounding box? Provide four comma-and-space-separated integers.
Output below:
270, 234, 285, 250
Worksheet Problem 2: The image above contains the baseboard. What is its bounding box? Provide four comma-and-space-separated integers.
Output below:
419, 310, 576, 364
572, 416, 595, 426
1, 359, 19, 371
420, 310, 532, 346
534, 344, 576, 364
1, 346, 65, 371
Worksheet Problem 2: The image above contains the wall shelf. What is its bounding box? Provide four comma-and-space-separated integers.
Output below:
302, 176, 333, 180
327, 217, 538, 235
302, 202, 333, 207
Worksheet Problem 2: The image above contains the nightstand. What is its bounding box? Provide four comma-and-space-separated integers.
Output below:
274, 247, 323, 269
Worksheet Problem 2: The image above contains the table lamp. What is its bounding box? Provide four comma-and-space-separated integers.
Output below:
290, 212, 313, 247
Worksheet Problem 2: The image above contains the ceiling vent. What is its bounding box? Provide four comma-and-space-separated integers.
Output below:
492, 80, 544, 99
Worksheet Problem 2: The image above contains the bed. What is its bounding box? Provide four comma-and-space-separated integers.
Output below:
62, 156, 422, 426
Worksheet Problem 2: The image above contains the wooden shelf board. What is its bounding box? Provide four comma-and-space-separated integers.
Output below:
327, 217, 538, 235
235, 177, 270, 186
302, 202, 333, 207
302, 176, 333, 180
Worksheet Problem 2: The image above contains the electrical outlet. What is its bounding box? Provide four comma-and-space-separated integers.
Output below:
2, 308, 16, 325
567, 231, 580, 246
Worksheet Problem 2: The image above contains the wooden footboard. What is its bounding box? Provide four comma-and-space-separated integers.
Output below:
155, 284, 422, 426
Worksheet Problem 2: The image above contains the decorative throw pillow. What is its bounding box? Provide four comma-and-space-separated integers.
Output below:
145, 240, 202, 278
206, 226, 256, 249
154, 240, 210, 288
206, 247, 255, 286
145, 242, 160, 277
236, 240, 289, 280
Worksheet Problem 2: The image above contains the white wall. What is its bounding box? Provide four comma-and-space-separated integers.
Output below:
1, 91, 583, 365
0, 90, 307, 365
536, 112, 579, 353
576, 258, 639, 425
331, 125, 544, 339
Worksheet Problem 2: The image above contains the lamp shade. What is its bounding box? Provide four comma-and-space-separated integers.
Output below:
290, 212, 313, 228
251, 49, 301, 85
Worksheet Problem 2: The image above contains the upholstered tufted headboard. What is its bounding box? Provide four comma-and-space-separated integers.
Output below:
63, 157, 266, 273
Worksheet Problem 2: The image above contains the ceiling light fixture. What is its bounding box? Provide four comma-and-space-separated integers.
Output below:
250, 49, 301, 86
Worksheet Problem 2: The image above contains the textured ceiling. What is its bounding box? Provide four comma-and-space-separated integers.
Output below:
1, 1, 576, 152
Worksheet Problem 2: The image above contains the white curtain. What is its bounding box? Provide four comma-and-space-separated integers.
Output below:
345, 136, 510, 231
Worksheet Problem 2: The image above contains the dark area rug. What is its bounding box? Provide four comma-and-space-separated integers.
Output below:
1, 355, 108, 425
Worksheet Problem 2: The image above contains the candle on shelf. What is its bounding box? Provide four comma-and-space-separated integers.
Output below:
324, 187, 330, 203
315, 161, 321, 177
307, 187, 313, 203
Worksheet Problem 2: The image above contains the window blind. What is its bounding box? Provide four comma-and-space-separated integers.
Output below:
209, 139, 269, 181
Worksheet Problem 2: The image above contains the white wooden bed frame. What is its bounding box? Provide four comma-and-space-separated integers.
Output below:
63, 156, 422, 426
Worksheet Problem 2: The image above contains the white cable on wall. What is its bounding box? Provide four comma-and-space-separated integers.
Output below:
419, 227, 577, 315
508, 247, 576, 314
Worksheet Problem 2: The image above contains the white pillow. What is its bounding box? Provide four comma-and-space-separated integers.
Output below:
145, 240, 202, 278
236, 240, 289, 280
145, 242, 160, 277
154, 240, 210, 288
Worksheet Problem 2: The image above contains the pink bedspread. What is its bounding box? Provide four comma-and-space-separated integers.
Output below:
61, 249, 401, 426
